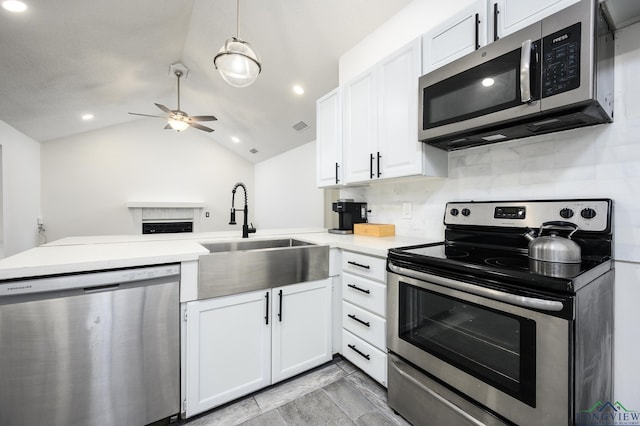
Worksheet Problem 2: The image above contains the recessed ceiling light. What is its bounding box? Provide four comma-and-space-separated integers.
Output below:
293, 85, 304, 95
81, 113, 94, 121
231, 136, 240, 143
2, 1, 27, 12
481, 77, 495, 87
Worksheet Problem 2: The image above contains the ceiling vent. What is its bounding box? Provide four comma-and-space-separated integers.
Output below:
292, 121, 309, 132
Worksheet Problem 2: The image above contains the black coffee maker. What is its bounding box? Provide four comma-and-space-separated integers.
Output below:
329, 199, 368, 234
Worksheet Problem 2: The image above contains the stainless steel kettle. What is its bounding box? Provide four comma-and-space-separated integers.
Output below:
523, 221, 581, 263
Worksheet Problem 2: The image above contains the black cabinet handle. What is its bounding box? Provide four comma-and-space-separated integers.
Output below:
369, 153, 374, 179
335, 162, 340, 184
348, 344, 371, 360
348, 314, 370, 327
347, 284, 371, 294
348, 260, 370, 270
278, 289, 283, 322
376, 152, 381, 178
265, 292, 269, 325
475, 13, 480, 49
493, 3, 500, 41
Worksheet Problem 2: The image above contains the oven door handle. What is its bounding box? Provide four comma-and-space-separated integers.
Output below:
388, 264, 564, 312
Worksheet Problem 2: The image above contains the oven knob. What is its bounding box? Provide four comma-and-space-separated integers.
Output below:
461, 208, 471, 217
450, 208, 459, 216
581, 208, 597, 219
559, 208, 574, 219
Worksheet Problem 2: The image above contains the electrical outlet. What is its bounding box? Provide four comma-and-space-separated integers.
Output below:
402, 202, 412, 219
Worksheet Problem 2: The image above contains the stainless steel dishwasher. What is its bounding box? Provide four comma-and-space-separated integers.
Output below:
0, 264, 180, 426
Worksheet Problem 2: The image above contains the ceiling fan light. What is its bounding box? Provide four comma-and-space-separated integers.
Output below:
214, 37, 261, 88
168, 117, 189, 132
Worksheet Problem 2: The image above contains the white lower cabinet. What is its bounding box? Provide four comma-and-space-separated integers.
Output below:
272, 280, 333, 383
184, 290, 271, 418
184, 279, 332, 418
342, 329, 387, 386
340, 251, 388, 387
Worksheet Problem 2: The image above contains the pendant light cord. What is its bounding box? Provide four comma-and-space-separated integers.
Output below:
236, 0, 240, 39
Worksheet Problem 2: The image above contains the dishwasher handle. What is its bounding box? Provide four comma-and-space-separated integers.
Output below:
0, 264, 180, 297
84, 284, 120, 293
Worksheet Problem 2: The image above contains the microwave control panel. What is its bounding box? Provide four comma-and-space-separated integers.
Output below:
541, 22, 581, 98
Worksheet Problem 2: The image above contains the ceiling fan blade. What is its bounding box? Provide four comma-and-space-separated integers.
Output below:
155, 103, 172, 113
129, 112, 167, 118
189, 122, 214, 133
189, 115, 218, 122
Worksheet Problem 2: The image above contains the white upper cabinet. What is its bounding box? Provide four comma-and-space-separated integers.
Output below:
343, 38, 447, 185
343, 69, 378, 184
422, 0, 488, 74
489, 0, 580, 41
316, 88, 343, 188
422, 0, 580, 74
378, 39, 424, 180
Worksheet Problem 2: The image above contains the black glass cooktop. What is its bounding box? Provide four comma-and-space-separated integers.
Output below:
388, 242, 611, 294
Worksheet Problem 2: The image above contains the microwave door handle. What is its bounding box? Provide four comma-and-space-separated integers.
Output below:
520, 39, 533, 103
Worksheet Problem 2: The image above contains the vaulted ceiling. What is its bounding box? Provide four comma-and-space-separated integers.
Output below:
0, 0, 412, 162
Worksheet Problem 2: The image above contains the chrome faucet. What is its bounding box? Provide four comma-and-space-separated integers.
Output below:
229, 182, 256, 238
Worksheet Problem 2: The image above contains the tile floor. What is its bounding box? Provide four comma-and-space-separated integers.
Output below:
181, 356, 411, 426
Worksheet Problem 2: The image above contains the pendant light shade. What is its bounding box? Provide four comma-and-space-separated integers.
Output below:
214, 37, 262, 87
213, 0, 262, 88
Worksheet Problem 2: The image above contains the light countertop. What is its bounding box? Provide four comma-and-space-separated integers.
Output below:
0, 229, 438, 281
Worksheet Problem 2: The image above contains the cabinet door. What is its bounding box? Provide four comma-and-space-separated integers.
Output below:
491, 0, 579, 40
378, 38, 423, 179
316, 88, 343, 187
185, 290, 271, 417
343, 68, 377, 184
422, 1, 487, 74
272, 279, 332, 384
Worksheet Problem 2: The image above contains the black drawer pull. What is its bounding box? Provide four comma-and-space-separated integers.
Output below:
347, 284, 371, 294
347, 261, 370, 270
348, 314, 370, 327
348, 344, 371, 360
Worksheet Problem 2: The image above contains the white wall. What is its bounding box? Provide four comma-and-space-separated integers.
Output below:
41, 119, 254, 241
254, 141, 324, 229
339, 5, 640, 408
0, 121, 41, 257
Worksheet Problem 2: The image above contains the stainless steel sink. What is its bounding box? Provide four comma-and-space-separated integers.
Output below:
197, 238, 329, 299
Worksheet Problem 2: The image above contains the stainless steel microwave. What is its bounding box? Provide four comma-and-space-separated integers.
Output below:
419, 0, 613, 151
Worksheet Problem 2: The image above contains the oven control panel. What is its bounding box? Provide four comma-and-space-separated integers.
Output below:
445, 200, 611, 231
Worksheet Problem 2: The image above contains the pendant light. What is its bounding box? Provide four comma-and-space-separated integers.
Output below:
213, 0, 262, 88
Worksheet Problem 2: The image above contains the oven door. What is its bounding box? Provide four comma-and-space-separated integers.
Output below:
387, 265, 572, 426
419, 22, 541, 142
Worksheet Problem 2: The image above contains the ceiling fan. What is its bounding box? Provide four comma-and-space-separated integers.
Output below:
129, 65, 217, 133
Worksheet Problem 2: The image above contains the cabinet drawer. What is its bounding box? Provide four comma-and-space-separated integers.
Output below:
342, 301, 386, 350
342, 329, 387, 387
342, 251, 386, 282
342, 272, 386, 317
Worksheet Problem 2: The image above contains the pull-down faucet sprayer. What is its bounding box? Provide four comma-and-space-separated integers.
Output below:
229, 182, 256, 238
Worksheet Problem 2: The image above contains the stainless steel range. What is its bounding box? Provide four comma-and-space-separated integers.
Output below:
386, 199, 614, 426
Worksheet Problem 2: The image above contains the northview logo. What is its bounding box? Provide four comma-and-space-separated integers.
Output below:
578, 401, 640, 426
